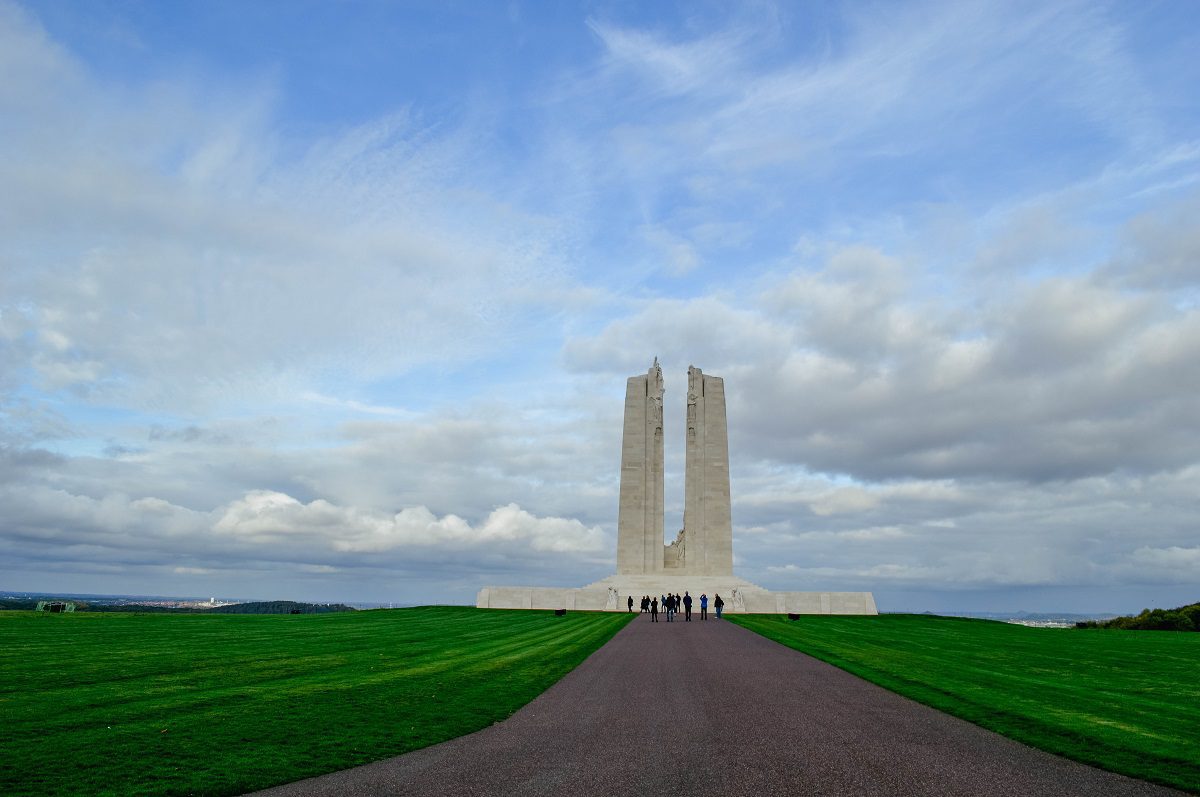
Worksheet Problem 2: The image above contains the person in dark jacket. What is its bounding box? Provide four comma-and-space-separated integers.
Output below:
627, 595, 634, 613
683, 591, 693, 621
650, 597, 659, 622
714, 593, 724, 619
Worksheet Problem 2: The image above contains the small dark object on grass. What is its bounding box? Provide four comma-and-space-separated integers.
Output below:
788, 613, 801, 621
554, 609, 567, 617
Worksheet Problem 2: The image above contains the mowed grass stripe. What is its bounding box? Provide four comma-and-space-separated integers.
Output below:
730, 613, 1200, 793
0, 606, 631, 797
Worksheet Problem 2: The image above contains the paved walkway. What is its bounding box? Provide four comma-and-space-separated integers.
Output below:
249, 614, 1182, 797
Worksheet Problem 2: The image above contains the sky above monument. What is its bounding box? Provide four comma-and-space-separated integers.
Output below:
2, 0, 1198, 612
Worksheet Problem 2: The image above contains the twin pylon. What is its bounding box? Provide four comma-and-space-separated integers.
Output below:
476, 360, 878, 615
616, 360, 733, 577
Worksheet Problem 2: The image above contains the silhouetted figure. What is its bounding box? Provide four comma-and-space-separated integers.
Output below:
714, 593, 724, 619
651, 597, 659, 622
700, 593, 708, 620
665, 593, 674, 622
628, 595, 634, 613
683, 591, 693, 621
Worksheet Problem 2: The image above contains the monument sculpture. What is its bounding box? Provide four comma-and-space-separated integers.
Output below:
477, 361, 877, 614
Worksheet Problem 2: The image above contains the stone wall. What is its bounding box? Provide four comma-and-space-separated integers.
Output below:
476, 585, 877, 615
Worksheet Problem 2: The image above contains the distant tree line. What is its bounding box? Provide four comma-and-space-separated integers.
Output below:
0, 598, 97, 611
205, 601, 354, 614
1076, 602, 1199, 631
1, 598, 354, 615
2, 598, 195, 612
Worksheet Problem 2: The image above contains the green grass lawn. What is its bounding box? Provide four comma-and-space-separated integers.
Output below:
0, 606, 631, 797
730, 613, 1200, 793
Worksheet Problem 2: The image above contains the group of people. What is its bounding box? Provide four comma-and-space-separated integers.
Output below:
628, 591, 724, 622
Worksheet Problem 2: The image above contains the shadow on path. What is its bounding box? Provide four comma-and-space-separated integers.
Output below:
248, 614, 1183, 797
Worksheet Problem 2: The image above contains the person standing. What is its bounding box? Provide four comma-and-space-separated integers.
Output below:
665, 593, 674, 622
627, 595, 634, 613
650, 597, 659, 622
714, 593, 724, 619
683, 591, 693, 621
700, 593, 708, 620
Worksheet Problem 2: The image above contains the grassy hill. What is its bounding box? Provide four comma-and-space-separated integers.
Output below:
731, 613, 1200, 793
0, 606, 631, 796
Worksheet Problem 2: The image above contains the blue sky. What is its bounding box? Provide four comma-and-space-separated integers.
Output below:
2, 0, 1198, 612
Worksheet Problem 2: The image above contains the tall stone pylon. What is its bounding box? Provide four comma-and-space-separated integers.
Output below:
616, 358, 665, 574
682, 365, 734, 576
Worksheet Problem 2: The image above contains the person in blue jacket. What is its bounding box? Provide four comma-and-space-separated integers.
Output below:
699, 593, 708, 620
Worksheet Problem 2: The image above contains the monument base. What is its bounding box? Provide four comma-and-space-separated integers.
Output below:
476, 574, 877, 615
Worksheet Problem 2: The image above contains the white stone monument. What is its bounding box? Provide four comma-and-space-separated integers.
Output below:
476, 361, 877, 614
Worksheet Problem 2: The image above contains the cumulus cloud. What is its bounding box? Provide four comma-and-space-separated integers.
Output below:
1129, 546, 1200, 579
0, 481, 606, 580
215, 491, 604, 554
566, 243, 1200, 484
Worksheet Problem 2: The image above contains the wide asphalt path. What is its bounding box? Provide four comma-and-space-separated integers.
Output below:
248, 613, 1183, 797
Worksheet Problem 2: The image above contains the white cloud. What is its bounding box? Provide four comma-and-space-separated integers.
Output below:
215, 491, 604, 554
0, 5, 577, 413
569, 241, 1200, 483
638, 224, 700, 275
1, 482, 605, 572
1130, 546, 1200, 577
